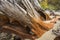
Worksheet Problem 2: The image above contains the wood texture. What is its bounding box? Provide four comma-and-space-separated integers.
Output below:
0, 0, 54, 39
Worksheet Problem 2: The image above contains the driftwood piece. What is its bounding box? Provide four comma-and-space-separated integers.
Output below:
0, 0, 54, 38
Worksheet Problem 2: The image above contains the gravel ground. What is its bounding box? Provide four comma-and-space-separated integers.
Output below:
36, 20, 60, 40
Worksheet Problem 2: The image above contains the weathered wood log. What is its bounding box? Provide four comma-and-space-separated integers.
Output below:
0, 0, 54, 38
0, 0, 41, 37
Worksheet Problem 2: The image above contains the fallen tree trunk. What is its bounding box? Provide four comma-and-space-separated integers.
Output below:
0, 0, 54, 38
